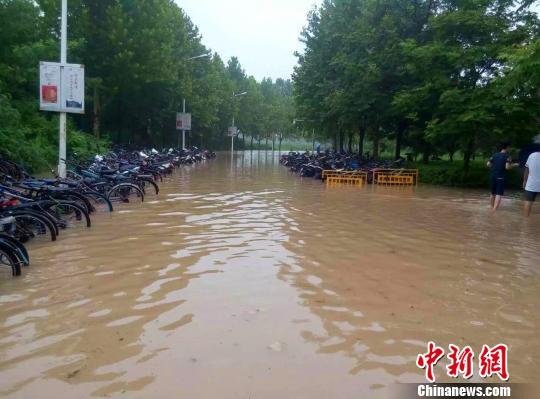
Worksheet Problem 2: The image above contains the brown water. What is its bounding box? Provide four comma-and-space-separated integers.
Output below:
1, 152, 539, 399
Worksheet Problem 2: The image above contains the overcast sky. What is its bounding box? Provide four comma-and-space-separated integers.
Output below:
177, 0, 540, 82
176, 0, 320, 81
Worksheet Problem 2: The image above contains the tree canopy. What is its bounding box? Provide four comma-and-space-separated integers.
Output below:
293, 0, 540, 168
0, 0, 294, 171
2, 0, 539, 172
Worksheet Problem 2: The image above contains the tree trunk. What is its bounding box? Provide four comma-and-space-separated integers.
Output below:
464, 151, 471, 171
93, 85, 101, 141
339, 130, 345, 152
463, 137, 475, 172
372, 129, 380, 160
358, 122, 366, 161
251, 134, 254, 151
422, 151, 430, 164
395, 120, 406, 160
348, 131, 353, 153
118, 99, 124, 144
333, 133, 337, 151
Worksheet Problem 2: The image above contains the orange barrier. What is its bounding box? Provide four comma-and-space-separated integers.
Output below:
324, 170, 368, 186
326, 175, 366, 186
373, 169, 418, 186
322, 170, 368, 180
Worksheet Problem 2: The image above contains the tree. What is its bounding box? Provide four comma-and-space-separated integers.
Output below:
0, 0, 296, 170
294, 0, 540, 167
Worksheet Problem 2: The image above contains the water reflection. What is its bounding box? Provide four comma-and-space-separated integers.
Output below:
278, 164, 540, 385
0, 151, 538, 398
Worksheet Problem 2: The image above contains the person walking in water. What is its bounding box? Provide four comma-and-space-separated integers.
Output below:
523, 148, 540, 217
487, 142, 515, 212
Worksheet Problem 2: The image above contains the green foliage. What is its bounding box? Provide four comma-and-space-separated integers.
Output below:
0, 92, 108, 173
0, 0, 295, 172
411, 161, 522, 189
294, 0, 540, 165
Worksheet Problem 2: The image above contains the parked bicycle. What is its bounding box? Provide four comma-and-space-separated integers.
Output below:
281, 151, 405, 183
0, 146, 215, 279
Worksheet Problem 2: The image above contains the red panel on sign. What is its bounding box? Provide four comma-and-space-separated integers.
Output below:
42, 85, 58, 103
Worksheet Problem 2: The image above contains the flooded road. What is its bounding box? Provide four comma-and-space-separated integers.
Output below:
1, 152, 539, 398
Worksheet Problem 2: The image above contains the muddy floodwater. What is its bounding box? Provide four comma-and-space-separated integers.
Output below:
1, 152, 539, 398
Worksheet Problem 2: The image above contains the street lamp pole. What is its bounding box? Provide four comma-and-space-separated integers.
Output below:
187, 53, 211, 60
58, 0, 68, 178
182, 98, 186, 149
179, 52, 211, 149
231, 115, 235, 154
231, 92, 247, 156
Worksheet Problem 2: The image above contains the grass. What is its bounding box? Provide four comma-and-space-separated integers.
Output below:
409, 160, 523, 189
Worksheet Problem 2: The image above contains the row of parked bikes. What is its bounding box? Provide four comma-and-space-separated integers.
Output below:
280, 151, 405, 182
0, 147, 215, 279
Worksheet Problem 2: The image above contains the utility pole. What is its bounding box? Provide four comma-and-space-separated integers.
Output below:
231, 116, 235, 154
230, 91, 247, 156
177, 53, 210, 149
58, 0, 68, 178
182, 98, 186, 149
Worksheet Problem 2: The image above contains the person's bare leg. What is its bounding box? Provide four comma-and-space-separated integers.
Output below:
492, 195, 503, 211
490, 195, 495, 208
524, 201, 533, 217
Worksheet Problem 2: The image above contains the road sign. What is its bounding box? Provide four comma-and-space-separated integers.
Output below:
39, 62, 85, 114
228, 126, 238, 137
39, 63, 60, 111
176, 112, 191, 130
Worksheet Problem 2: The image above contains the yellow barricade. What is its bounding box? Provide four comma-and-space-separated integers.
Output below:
322, 170, 367, 180
326, 176, 365, 185
373, 169, 418, 186
324, 170, 367, 186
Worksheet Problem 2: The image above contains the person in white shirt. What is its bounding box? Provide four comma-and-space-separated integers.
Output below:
523, 150, 540, 217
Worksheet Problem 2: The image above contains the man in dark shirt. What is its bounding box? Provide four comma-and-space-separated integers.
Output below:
487, 142, 515, 211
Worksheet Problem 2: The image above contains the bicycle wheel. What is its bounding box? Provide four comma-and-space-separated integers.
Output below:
83, 191, 114, 213
137, 178, 159, 195
0, 242, 22, 278
27, 209, 60, 237
3, 212, 57, 243
0, 234, 29, 266
10, 203, 61, 236
42, 201, 91, 229
46, 191, 91, 214
107, 183, 144, 204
